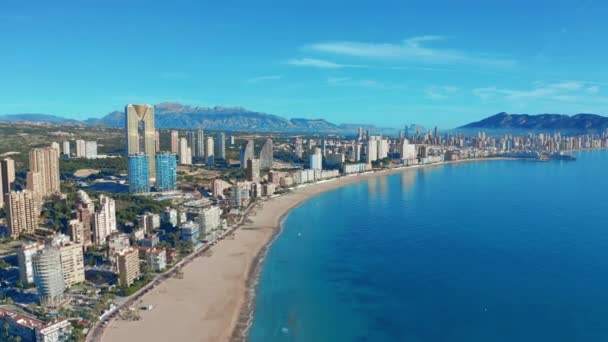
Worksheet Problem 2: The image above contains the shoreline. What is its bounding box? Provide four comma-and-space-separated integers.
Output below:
100, 157, 525, 342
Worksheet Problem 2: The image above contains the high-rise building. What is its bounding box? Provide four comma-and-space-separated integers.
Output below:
240, 140, 255, 168
205, 136, 215, 166
154, 130, 160, 152
29, 147, 60, 196
75, 139, 86, 158
199, 206, 221, 238
215, 132, 226, 160
146, 248, 167, 272
128, 154, 150, 193
92, 195, 116, 245
232, 182, 251, 207
72, 190, 94, 247
0, 157, 15, 207
155, 153, 177, 192
309, 148, 323, 170
187, 131, 196, 157
17, 242, 43, 285
85, 141, 98, 159
179, 138, 192, 165
125, 104, 156, 183
246, 159, 261, 182
57, 242, 85, 287
180, 221, 200, 245
25, 171, 43, 195
62, 141, 70, 158
33, 246, 65, 307
6, 190, 40, 238
212, 179, 230, 198
366, 140, 378, 163
116, 248, 141, 287
196, 129, 205, 158
259, 138, 273, 169
170, 130, 179, 154
294, 137, 303, 158
51, 142, 60, 152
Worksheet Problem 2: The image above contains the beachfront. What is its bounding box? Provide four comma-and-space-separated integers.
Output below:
100, 158, 525, 342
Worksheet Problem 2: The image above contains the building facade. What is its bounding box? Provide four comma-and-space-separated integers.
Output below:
128, 154, 150, 193
125, 104, 156, 183
155, 153, 177, 192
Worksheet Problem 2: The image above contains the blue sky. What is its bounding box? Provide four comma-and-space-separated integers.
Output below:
1, 0, 608, 128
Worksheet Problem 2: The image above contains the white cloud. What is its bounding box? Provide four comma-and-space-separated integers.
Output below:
246, 75, 283, 83
307, 36, 516, 68
472, 81, 598, 102
286, 58, 361, 69
426, 85, 460, 100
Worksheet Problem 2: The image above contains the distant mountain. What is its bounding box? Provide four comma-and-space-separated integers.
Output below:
0, 113, 81, 124
1, 103, 406, 134
460, 112, 608, 132
88, 102, 399, 134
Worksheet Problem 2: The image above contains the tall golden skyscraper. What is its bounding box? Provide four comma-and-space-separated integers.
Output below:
125, 104, 156, 182
29, 147, 60, 196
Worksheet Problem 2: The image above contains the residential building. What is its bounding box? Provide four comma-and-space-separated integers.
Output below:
85, 140, 98, 159
205, 136, 215, 166
246, 158, 260, 182
232, 181, 251, 207
125, 104, 156, 182
75, 139, 86, 158
179, 137, 192, 165
0, 307, 72, 342
155, 153, 177, 192
240, 139, 254, 168
57, 241, 85, 287
33, 246, 65, 307
199, 206, 221, 238
162, 208, 178, 227
309, 147, 323, 170
29, 147, 60, 196
6, 190, 40, 238
62, 141, 70, 158
180, 221, 200, 245
215, 132, 226, 160
154, 129, 160, 152
195, 129, 205, 158
128, 153, 150, 193
145, 248, 167, 272
116, 248, 141, 287
212, 179, 230, 198
170, 130, 179, 154
259, 138, 273, 169
92, 195, 116, 245
17, 242, 43, 285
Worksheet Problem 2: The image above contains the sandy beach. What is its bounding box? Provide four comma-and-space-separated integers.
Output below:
100, 159, 510, 342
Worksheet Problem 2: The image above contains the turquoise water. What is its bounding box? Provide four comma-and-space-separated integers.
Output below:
249, 151, 608, 342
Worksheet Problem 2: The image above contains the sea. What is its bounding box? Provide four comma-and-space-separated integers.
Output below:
249, 150, 608, 342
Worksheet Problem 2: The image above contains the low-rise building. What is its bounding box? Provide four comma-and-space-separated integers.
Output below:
145, 248, 167, 272
0, 307, 72, 342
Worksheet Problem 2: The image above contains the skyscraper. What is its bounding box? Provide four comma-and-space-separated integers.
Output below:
62, 141, 70, 158
116, 248, 141, 287
215, 132, 226, 160
0, 158, 15, 207
259, 138, 273, 169
85, 141, 98, 159
246, 159, 261, 182
294, 137, 303, 158
154, 130, 160, 152
92, 195, 117, 245
6, 190, 40, 238
366, 139, 378, 163
187, 131, 196, 157
205, 136, 215, 166
309, 148, 323, 170
170, 130, 179, 154
179, 138, 192, 165
33, 246, 65, 307
240, 140, 255, 169
128, 154, 150, 193
75, 139, 86, 157
125, 104, 156, 182
29, 147, 60, 196
196, 129, 205, 158
156, 153, 177, 192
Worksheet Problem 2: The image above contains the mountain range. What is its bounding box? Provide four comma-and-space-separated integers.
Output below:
2, 105, 608, 133
460, 112, 608, 132
1, 102, 404, 134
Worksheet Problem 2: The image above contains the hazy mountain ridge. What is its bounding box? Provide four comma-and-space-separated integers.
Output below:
460, 112, 608, 132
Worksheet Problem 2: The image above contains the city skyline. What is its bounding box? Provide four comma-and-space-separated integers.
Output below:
2, 1, 608, 128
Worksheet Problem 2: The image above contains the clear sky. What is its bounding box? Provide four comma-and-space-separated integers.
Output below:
2, 0, 607, 128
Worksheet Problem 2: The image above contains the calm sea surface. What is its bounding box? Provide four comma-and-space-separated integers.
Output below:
249, 151, 608, 342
